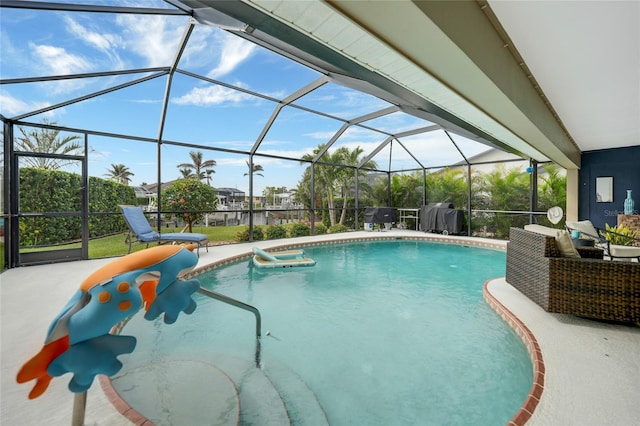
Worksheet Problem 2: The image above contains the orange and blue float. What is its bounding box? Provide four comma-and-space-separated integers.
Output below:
16, 244, 200, 399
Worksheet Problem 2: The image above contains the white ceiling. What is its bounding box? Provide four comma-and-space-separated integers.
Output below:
236, 0, 639, 167
488, 0, 640, 152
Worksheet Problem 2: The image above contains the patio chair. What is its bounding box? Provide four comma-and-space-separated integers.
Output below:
120, 205, 208, 255
566, 220, 640, 261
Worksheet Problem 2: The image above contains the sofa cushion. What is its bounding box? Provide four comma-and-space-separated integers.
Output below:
524, 224, 559, 237
609, 244, 640, 259
565, 220, 600, 241
555, 230, 581, 258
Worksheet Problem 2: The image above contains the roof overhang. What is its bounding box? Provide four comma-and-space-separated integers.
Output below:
178, 0, 555, 164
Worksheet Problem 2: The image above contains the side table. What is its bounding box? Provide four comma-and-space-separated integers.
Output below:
572, 238, 595, 248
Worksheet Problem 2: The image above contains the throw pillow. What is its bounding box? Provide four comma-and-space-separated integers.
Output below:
555, 230, 581, 258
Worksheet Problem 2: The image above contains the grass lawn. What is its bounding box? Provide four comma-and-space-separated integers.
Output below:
2, 223, 323, 269
90, 225, 246, 258
7, 225, 246, 266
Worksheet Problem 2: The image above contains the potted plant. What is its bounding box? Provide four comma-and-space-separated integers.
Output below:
601, 223, 638, 246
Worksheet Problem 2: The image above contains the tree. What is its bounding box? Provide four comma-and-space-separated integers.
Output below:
205, 169, 215, 186
295, 167, 314, 212
301, 145, 341, 226
15, 120, 82, 170
161, 178, 217, 233
382, 172, 424, 207
333, 146, 377, 225
104, 163, 134, 185
176, 150, 216, 184
475, 164, 530, 237
178, 167, 194, 179
299, 144, 377, 226
537, 163, 567, 216
244, 160, 264, 177
425, 168, 468, 208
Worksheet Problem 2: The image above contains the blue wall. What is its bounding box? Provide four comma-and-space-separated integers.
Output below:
579, 145, 640, 230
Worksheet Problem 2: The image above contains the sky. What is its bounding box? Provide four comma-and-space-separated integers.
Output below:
0, 0, 492, 196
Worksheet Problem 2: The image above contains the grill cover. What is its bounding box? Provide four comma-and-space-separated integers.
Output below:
364, 207, 397, 224
420, 203, 464, 234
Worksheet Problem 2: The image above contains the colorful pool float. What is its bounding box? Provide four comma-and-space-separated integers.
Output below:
16, 245, 200, 399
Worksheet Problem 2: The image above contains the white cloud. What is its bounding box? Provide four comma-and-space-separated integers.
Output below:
28, 42, 96, 94
305, 130, 337, 140
30, 42, 93, 75
0, 93, 34, 116
64, 16, 125, 70
207, 33, 256, 78
180, 26, 216, 68
340, 126, 384, 142
64, 16, 121, 53
116, 14, 185, 67
173, 84, 254, 106
0, 92, 57, 118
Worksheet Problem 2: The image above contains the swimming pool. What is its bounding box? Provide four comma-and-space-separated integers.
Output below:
113, 239, 532, 425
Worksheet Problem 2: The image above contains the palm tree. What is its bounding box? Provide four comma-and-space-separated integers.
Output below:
334, 146, 377, 225
176, 150, 216, 183
387, 172, 424, 207
301, 145, 341, 226
179, 167, 194, 179
425, 168, 468, 207
205, 169, 215, 186
244, 160, 264, 177
15, 119, 82, 170
475, 164, 530, 237
299, 145, 376, 226
538, 163, 567, 214
104, 163, 134, 185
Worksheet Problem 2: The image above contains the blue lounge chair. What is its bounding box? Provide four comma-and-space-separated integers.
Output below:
120, 205, 208, 255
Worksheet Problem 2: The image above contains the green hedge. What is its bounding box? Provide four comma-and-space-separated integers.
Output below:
88, 175, 136, 237
289, 222, 311, 237
19, 168, 136, 246
266, 225, 287, 240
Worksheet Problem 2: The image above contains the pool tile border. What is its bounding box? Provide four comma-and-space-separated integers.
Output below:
102, 233, 542, 425
185, 233, 507, 278
483, 280, 544, 426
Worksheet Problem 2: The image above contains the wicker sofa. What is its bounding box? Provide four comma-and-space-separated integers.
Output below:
506, 227, 640, 323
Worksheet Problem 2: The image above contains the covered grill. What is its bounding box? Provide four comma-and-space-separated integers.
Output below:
364, 207, 397, 231
420, 203, 464, 235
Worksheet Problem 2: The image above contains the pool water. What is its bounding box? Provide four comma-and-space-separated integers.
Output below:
118, 240, 532, 425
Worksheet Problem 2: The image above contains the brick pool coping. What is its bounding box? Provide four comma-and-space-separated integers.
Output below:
483, 281, 543, 425
101, 234, 542, 425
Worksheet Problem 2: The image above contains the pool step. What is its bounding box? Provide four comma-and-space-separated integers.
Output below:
110, 355, 328, 425
211, 354, 329, 426
261, 359, 330, 426
211, 355, 290, 425
109, 360, 241, 425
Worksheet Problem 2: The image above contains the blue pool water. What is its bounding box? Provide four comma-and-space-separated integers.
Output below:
119, 240, 532, 425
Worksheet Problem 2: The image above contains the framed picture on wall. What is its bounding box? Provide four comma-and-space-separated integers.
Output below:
596, 176, 613, 202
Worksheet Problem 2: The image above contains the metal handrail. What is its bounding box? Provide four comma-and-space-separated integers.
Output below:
197, 287, 262, 337
196, 287, 262, 367
71, 287, 264, 426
